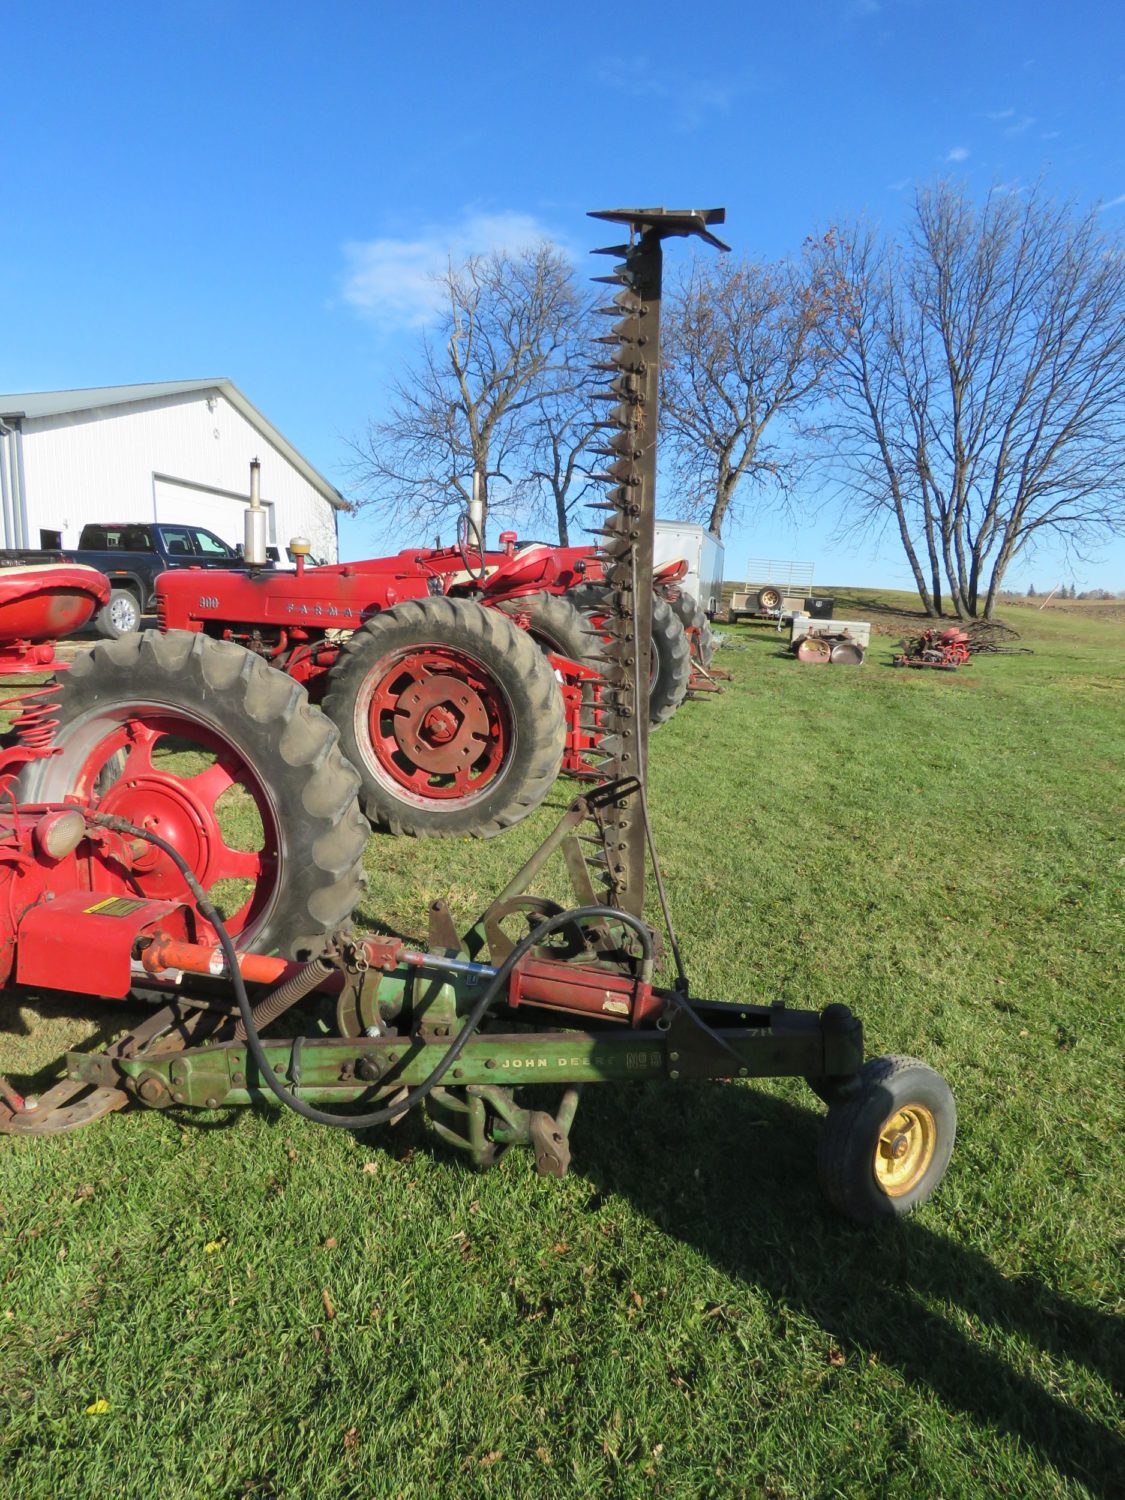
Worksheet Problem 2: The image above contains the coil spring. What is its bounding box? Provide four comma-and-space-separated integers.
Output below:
1, 682, 61, 751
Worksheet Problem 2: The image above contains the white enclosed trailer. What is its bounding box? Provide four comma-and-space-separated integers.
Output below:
653, 521, 725, 616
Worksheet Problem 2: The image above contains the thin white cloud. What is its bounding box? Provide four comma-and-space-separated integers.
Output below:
1004, 115, 1036, 136
1099, 194, 1125, 213
985, 108, 1015, 120
887, 177, 911, 192
1040, 129, 1061, 140
340, 210, 567, 327
944, 145, 971, 162
592, 57, 750, 129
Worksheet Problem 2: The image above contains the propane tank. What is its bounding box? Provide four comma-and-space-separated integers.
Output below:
244, 458, 268, 568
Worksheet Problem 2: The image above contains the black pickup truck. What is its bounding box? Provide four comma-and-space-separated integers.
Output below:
62, 522, 248, 637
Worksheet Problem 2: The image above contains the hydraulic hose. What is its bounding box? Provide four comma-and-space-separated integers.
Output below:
85, 810, 654, 1131
225, 903, 653, 1130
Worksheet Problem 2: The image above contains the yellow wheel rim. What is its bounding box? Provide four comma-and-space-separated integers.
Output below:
874, 1104, 937, 1197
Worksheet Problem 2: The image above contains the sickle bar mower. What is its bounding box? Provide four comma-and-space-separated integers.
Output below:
0, 209, 956, 1221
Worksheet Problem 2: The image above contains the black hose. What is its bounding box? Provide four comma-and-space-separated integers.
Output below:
226, 903, 652, 1130
87, 806, 655, 1131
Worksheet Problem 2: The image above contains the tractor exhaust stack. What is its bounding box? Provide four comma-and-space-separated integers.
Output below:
244, 457, 268, 568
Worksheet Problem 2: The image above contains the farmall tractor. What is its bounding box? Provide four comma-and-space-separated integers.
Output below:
0, 207, 956, 1222
156, 516, 697, 840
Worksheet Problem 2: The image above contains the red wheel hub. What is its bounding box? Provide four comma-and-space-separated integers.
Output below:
73, 716, 278, 940
363, 647, 510, 802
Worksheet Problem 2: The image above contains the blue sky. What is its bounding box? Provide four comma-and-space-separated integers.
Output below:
3, 0, 1123, 591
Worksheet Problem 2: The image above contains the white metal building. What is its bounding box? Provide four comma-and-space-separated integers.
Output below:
0, 380, 346, 561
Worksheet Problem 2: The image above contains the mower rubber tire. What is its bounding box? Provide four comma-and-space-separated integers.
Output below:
817, 1054, 956, 1221
570, 584, 691, 728
18, 631, 369, 960
322, 595, 566, 839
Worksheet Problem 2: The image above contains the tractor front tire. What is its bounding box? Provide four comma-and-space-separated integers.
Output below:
817, 1055, 956, 1221
322, 596, 566, 839
19, 631, 369, 959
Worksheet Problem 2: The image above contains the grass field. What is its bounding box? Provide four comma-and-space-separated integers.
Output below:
1, 595, 1122, 1498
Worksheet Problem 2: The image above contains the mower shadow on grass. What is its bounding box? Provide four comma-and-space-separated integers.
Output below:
0, 993, 152, 1088
570, 1080, 1125, 1497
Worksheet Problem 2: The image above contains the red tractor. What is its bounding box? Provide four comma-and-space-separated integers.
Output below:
155, 522, 695, 840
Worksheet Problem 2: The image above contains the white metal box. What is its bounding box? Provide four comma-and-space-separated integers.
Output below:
789, 615, 872, 648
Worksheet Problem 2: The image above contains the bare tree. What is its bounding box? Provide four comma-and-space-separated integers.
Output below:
350, 244, 586, 540
521, 320, 603, 544
827, 183, 1125, 618
660, 244, 848, 537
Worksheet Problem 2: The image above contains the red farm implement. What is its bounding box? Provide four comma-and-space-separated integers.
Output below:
0, 207, 955, 1224
894, 626, 972, 670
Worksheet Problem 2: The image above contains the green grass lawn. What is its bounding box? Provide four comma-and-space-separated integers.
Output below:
2, 598, 1122, 1498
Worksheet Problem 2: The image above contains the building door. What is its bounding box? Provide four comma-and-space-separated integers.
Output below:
152, 476, 274, 553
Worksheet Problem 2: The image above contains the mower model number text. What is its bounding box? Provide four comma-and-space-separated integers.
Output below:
627, 1050, 663, 1071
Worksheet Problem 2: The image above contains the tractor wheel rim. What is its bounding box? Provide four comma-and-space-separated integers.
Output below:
874, 1104, 937, 1196
59, 706, 281, 943
357, 645, 513, 807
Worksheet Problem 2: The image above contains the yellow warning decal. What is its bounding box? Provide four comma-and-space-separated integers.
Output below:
84, 896, 149, 918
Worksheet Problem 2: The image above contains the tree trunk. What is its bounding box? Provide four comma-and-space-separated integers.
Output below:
983, 539, 1017, 618
894, 505, 938, 615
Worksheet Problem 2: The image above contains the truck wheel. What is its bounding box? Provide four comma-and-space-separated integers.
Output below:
817, 1056, 956, 1221
96, 588, 141, 638
18, 632, 368, 959
322, 596, 566, 839
570, 585, 691, 728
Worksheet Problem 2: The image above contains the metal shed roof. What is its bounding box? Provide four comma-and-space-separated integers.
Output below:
0, 380, 348, 510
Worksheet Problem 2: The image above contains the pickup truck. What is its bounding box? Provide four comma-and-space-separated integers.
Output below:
61, 522, 255, 637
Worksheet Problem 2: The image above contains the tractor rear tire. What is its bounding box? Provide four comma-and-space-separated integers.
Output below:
490, 591, 591, 663
666, 587, 715, 669
570, 584, 691, 728
19, 631, 369, 960
322, 596, 566, 839
647, 595, 691, 726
